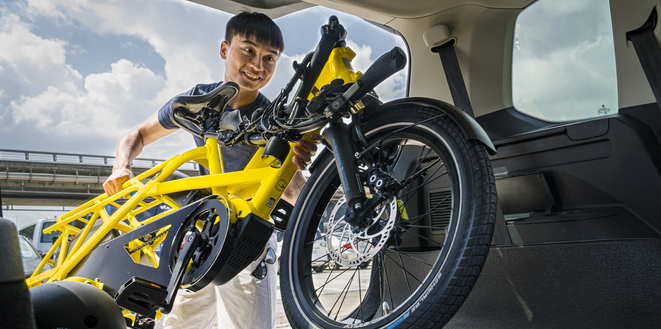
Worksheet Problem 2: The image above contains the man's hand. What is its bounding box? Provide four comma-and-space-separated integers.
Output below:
103, 167, 134, 196
292, 133, 322, 170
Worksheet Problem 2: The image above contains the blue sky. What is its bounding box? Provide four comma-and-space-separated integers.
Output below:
0, 0, 407, 159
0, 0, 407, 224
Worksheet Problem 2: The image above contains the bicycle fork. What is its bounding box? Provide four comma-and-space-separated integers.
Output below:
322, 121, 369, 228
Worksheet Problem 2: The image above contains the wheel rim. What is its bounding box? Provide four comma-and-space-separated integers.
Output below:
288, 123, 464, 327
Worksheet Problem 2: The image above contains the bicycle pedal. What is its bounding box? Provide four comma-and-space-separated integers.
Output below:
115, 277, 168, 318
271, 199, 293, 232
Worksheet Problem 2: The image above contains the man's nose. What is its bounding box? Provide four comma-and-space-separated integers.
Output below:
249, 56, 264, 70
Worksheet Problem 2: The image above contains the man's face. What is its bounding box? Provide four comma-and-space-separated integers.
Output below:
220, 34, 279, 92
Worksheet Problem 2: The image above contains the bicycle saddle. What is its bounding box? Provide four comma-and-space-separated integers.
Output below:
171, 81, 239, 115
169, 81, 240, 136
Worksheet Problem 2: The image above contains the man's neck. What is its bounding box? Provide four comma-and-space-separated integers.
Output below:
227, 89, 259, 109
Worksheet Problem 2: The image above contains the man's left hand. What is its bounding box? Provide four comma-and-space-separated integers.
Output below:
292, 133, 321, 170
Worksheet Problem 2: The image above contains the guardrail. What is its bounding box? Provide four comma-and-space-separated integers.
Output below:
0, 149, 199, 171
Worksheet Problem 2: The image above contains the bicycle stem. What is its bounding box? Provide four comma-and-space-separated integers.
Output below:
288, 16, 345, 121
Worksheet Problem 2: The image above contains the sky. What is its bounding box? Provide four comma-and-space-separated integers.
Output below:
0, 0, 407, 159
0, 0, 407, 224
512, 0, 618, 122
1, 0, 620, 224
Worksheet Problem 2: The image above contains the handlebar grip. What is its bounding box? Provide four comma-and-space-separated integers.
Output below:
353, 47, 406, 99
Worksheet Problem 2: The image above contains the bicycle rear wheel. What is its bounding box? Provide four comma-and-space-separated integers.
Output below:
280, 106, 496, 328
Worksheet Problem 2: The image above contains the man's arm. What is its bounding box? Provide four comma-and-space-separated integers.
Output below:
281, 171, 306, 204
282, 133, 322, 204
103, 113, 175, 196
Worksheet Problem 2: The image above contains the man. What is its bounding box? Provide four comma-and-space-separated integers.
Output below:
103, 12, 318, 329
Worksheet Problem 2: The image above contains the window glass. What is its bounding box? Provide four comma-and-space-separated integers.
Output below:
40, 221, 60, 243
19, 224, 36, 241
512, 0, 617, 122
19, 238, 40, 260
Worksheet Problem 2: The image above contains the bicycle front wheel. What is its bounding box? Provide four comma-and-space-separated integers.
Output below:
280, 106, 496, 328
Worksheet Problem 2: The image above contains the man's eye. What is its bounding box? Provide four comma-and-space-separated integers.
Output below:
244, 48, 253, 54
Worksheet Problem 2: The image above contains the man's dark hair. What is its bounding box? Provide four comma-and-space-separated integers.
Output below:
225, 12, 284, 54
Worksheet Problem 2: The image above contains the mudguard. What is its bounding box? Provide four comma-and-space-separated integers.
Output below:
309, 97, 496, 174
370, 97, 496, 154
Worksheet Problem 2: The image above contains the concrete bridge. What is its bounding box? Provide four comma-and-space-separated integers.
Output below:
0, 149, 199, 207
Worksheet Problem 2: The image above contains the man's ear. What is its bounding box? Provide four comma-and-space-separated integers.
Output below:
220, 40, 229, 60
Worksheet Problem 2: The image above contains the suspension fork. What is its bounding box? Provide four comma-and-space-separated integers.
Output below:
322, 121, 367, 227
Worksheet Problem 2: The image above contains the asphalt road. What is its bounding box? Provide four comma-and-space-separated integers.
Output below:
276, 266, 373, 328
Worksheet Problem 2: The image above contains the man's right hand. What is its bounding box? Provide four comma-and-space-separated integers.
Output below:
103, 168, 134, 196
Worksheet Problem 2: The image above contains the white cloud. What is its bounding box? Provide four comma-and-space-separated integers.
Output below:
346, 39, 407, 102
10, 59, 166, 138
0, 18, 67, 67
1, 0, 408, 158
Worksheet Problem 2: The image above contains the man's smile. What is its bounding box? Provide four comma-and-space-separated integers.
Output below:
242, 71, 261, 82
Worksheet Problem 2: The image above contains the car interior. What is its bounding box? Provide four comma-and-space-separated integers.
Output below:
192, 0, 661, 327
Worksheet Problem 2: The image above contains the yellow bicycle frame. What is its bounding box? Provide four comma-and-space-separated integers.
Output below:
26, 45, 362, 289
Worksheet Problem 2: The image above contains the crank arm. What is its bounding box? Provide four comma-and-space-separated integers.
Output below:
161, 230, 202, 314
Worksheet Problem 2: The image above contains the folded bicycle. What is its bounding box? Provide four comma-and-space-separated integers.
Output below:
27, 16, 497, 329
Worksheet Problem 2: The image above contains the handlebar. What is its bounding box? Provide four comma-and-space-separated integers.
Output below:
350, 47, 406, 102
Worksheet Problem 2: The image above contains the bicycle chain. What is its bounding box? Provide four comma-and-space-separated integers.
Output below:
128, 229, 170, 255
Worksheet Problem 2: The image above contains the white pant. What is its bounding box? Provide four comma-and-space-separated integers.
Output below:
155, 233, 278, 329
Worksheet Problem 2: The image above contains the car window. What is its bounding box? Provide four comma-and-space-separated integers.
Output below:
40, 221, 60, 243
19, 238, 40, 260
19, 224, 35, 241
512, 0, 617, 122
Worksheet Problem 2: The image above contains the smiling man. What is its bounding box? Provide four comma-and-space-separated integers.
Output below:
103, 12, 317, 329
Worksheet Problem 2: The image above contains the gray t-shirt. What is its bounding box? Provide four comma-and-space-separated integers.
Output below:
157, 82, 269, 174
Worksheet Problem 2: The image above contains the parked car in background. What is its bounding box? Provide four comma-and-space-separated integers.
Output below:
312, 231, 329, 272
18, 218, 60, 257
18, 235, 51, 278
328, 231, 371, 270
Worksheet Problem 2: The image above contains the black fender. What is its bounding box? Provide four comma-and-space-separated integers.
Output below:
309, 97, 497, 174
368, 97, 496, 155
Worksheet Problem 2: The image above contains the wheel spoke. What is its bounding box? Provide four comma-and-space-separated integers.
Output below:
381, 250, 424, 284
394, 242, 413, 294
404, 192, 452, 227
329, 267, 359, 321
381, 252, 394, 311
354, 265, 364, 324
407, 191, 452, 226
398, 165, 447, 205
395, 226, 445, 247
390, 249, 435, 267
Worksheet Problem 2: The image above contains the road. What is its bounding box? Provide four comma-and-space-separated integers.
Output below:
276, 266, 373, 328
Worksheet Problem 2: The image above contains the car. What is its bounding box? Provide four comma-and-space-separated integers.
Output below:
311, 231, 329, 272
205, 0, 661, 326
18, 218, 61, 258
327, 231, 371, 270
18, 235, 52, 278
311, 238, 329, 272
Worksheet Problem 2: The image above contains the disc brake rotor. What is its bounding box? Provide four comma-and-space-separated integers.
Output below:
325, 195, 398, 267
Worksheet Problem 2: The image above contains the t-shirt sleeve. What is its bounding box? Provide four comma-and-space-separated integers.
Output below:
157, 97, 179, 130
157, 90, 190, 130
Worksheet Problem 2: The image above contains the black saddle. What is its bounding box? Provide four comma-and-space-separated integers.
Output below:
169, 81, 240, 137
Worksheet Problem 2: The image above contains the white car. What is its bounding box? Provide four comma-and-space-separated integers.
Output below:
327, 232, 372, 269
311, 232, 329, 272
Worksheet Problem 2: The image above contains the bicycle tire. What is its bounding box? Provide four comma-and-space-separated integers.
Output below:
280, 105, 496, 328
